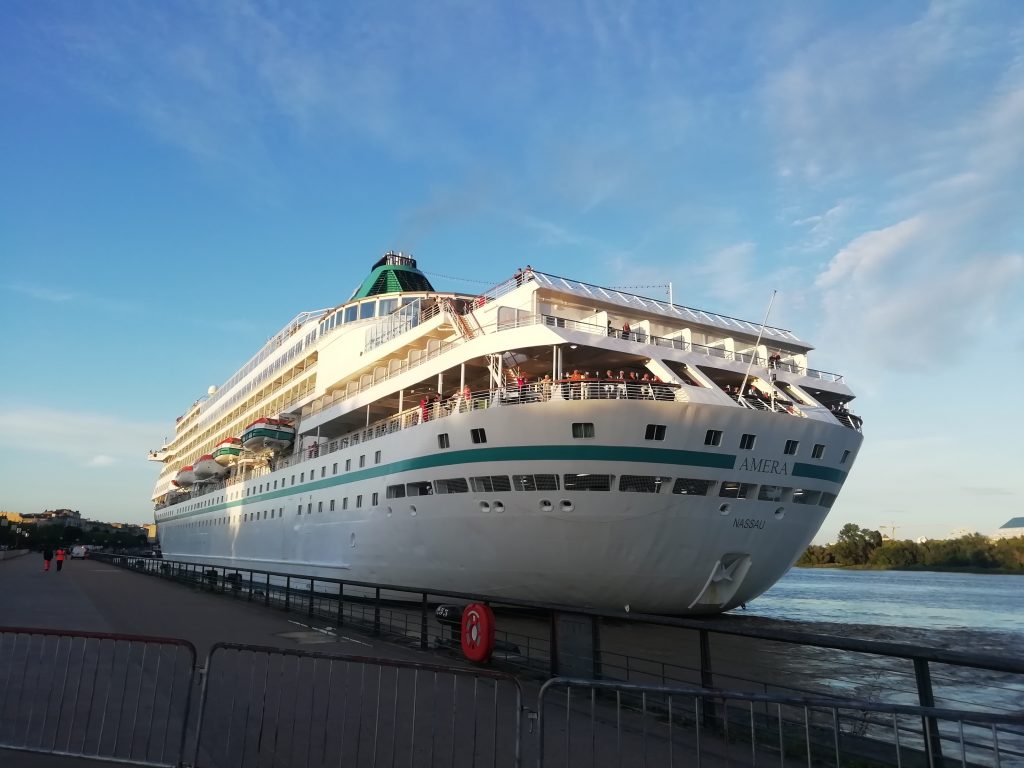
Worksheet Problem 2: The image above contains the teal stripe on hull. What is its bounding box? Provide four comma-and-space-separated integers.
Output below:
160, 444, 847, 522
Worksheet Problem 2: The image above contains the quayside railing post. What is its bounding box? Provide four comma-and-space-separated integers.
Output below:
699, 629, 718, 730
913, 657, 945, 765
420, 593, 429, 650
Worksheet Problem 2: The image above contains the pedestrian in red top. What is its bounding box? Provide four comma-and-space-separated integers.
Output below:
55, 548, 66, 572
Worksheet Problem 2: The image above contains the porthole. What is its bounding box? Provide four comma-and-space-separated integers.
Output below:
539, 499, 553, 512
410, 505, 417, 517
480, 501, 491, 512
493, 501, 504, 513
561, 500, 574, 512
719, 503, 731, 515
774, 507, 786, 519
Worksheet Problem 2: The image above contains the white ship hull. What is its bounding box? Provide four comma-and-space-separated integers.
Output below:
157, 398, 857, 613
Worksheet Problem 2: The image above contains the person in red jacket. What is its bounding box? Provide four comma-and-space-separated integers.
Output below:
55, 548, 66, 572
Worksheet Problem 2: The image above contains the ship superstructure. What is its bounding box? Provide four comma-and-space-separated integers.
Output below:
149, 252, 863, 613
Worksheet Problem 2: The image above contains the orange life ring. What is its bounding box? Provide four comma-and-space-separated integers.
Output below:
461, 603, 496, 663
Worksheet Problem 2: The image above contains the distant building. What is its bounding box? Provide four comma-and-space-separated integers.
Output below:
991, 517, 1024, 541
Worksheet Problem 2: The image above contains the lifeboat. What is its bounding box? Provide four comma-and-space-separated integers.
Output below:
212, 437, 242, 466
175, 465, 196, 488
241, 418, 296, 452
193, 454, 227, 479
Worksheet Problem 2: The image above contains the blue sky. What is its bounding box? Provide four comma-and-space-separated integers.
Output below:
1, 1, 1021, 543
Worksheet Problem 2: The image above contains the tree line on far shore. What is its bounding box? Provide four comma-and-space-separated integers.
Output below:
798, 523, 1024, 571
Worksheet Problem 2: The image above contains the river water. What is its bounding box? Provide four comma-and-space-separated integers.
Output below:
741, 567, 1024, 645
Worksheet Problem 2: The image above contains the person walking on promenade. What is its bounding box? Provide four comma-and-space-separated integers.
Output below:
55, 547, 66, 572
43, 547, 53, 572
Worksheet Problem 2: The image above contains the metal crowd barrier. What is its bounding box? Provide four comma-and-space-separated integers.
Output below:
191, 643, 524, 768
536, 677, 1024, 768
0, 627, 196, 767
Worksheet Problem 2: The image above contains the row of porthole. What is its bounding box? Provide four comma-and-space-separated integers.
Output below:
368, 501, 788, 518
719, 502, 787, 519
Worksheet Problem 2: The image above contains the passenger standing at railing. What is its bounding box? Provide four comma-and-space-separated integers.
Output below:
419, 397, 429, 423
622, 321, 631, 341
541, 374, 552, 401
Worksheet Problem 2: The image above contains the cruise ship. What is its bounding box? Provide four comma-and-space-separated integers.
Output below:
149, 253, 863, 613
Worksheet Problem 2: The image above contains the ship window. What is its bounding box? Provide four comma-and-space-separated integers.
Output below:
784, 440, 799, 455
564, 474, 613, 491
358, 302, 374, 319
471, 428, 487, 444
317, 501, 323, 513
644, 424, 666, 441
372, 492, 379, 505
344, 305, 358, 323
342, 497, 348, 510
513, 474, 560, 491
619, 475, 667, 493
321, 467, 326, 478
705, 429, 723, 446
438, 433, 450, 449
291, 475, 295, 485
359, 455, 365, 468
259, 484, 263, 493
739, 434, 756, 450
345, 459, 351, 471
387, 484, 406, 499
758, 485, 788, 502
434, 478, 469, 494
572, 422, 595, 439
719, 482, 754, 499
300, 472, 305, 482
840, 450, 850, 464
296, 505, 302, 515
375, 451, 381, 464
812, 444, 825, 459
333, 462, 338, 474
356, 494, 363, 508
820, 492, 837, 508
329, 500, 335, 511
470, 476, 512, 493
378, 298, 398, 315
307, 503, 312, 514
406, 481, 433, 496
792, 488, 821, 505
273, 480, 277, 489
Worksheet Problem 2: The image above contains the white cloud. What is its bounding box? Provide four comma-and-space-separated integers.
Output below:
86, 455, 116, 467
8, 282, 75, 302
816, 215, 927, 289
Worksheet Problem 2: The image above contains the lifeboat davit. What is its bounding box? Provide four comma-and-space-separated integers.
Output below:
213, 437, 242, 466
193, 454, 227, 480
175, 465, 196, 488
241, 418, 296, 452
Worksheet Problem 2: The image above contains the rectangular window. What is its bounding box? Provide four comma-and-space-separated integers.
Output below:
300, 472, 305, 482
344, 305, 358, 323
291, 475, 295, 485
644, 424, 666, 441
840, 450, 850, 464
812, 444, 825, 459
792, 488, 822, 505
273, 480, 277, 489
296, 505, 302, 515
705, 429, 722, 446
470, 476, 512, 493
739, 433, 756, 450
513, 474, 560, 491
307, 503, 312, 514
372, 492, 379, 505
333, 462, 338, 474
434, 478, 469, 494
329, 499, 335, 511
259, 484, 263, 493
671, 478, 715, 495
471, 428, 487, 444
564, 474, 613, 491
619, 475, 667, 493
317, 501, 323, 513
572, 422, 595, 438
359, 302, 376, 319
356, 494, 363, 508
438, 433, 450, 449
406, 481, 433, 496
342, 497, 349, 510
719, 482, 754, 499
374, 450, 381, 464
758, 485, 789, 502
359, 455, 366, 468
820, 492, 837, 508
321, 467, 326, 478
784, 440, 799, 455
345, 459, 351, 471
387, 484, 406, 499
